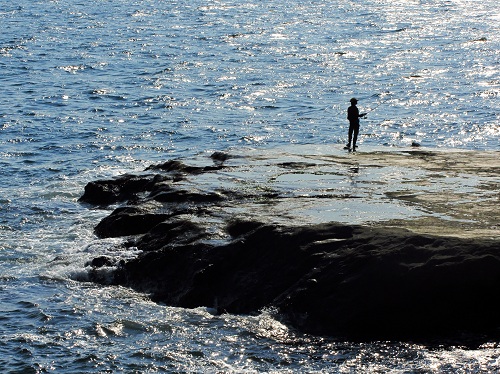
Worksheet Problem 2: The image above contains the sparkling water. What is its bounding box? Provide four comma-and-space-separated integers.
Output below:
1, 0, 499, 372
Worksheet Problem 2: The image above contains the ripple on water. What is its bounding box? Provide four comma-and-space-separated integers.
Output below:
0, 0, 499, 371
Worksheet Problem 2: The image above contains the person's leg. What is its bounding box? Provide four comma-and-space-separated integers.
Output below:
352, 125, 359, 149
347, 124, 353, 147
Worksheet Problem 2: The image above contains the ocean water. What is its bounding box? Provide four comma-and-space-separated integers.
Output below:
1, 0, 499, 372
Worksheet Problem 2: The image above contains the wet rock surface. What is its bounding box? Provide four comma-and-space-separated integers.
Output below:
80, 146, 500, 343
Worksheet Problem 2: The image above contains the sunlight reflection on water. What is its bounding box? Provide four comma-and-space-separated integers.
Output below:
0, 0, 499, 371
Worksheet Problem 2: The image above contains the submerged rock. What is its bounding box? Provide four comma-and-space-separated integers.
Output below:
81, 147, 500, 343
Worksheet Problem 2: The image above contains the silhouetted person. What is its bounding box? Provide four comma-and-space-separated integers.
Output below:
346, 98, 366, 150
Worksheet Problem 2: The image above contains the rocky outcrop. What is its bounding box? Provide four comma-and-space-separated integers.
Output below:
80, 149, 500, 343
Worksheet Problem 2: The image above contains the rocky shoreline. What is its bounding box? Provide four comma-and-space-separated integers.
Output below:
80, 147, 500, 343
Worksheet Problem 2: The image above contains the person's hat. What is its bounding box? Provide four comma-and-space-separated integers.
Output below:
350, 98, 358, 103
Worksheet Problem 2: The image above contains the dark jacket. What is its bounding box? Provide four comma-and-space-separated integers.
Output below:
347, 105, 360, 125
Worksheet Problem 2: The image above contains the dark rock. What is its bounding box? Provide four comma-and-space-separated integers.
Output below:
210, 151, 230, 163
277, 161, 317, 169
80, 153, 500, 344
95, 206, 171, 238
100, 220, 500, 342
150, 189, 225, 203
79, 174, 167, 205
86, 256, 116, 268
129, 218, 208, 252
226, 219, 265, 237
146, 160, 222, 174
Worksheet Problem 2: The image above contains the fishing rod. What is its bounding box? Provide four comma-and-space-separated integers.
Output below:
362, 96, 392, 116
326, 93, 393, 117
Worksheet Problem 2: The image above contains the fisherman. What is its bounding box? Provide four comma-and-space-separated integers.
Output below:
346, 98, 366, 150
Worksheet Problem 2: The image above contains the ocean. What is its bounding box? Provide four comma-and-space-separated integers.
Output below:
1, 0, 499, 372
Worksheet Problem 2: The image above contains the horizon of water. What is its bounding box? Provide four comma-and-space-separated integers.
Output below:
1, 0, 499, 372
